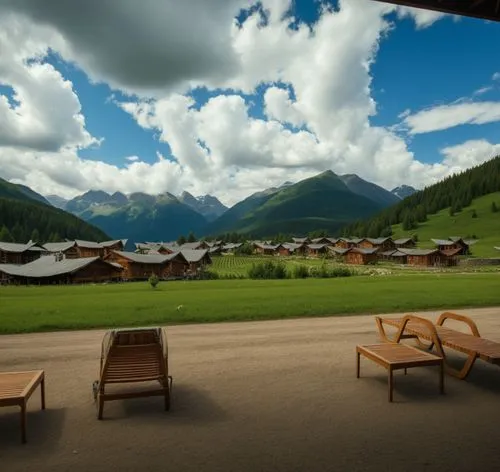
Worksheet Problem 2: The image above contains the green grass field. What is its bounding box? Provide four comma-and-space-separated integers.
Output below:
391, 192, 500, 257
1, 274, 500, 334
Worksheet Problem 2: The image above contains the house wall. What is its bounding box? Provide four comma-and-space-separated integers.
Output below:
345, 252, 377, 265
71, 260, 122, 283
77, 247, 104, 258
0, 250, 41, 264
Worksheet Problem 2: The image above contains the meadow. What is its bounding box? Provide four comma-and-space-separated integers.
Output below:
391, 192, 500, 257
1, 273, 500, 334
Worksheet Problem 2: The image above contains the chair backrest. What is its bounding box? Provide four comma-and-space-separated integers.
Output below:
100, 327, 169, 382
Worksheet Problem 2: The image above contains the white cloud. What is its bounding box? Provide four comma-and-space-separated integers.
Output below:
493, 72, 500, 81
440, 139, 500, 171
473, 86, 493, 96
0, 14, 97, 151
0, 0, 478, 209
396, 6, 446, 29
403, 101, 500, 134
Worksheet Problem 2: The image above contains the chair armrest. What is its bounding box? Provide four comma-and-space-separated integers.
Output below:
436, 312, 480, 337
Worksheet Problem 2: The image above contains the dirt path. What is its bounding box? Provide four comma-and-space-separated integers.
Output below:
1, 307, 500, 472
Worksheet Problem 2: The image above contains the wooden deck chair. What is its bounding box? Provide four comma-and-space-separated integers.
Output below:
92, 327, 172, 419
376, 312, 500, 380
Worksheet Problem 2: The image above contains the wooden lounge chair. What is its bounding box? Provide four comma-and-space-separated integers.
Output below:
92, 327, 172, 419
376, 312, 500, 379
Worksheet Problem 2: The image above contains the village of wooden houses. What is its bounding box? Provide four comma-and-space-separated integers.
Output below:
0, 235, 479, 285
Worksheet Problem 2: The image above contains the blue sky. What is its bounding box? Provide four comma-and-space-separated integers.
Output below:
1, 0, 499, 204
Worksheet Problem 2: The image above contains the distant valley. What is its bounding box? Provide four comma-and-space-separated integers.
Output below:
44, 171, 407, 241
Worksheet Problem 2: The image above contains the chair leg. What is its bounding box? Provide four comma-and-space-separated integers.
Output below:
356, 351, 360, 378
41, 377, 46, 410
388, 368, 394, 403
97, 394, 104, 420
20, 402, 27, 444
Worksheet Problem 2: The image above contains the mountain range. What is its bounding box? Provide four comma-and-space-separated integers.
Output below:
43, 171, 407, 240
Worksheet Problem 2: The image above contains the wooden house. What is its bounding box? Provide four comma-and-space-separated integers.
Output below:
311, 237, 331, 245
254, 243, 279, 255
306, 244, 328, 257
400, 249, 456, 267
0, 241, 44, 265
393, 238, 416, 249
344, 248, 378, 265
181, 241, 210, 250
101, 239, 128, 256
0, 255, 122, 285
358, 238, 395, 252
379, 249, 408, 264
292, 237, 311, 244
277, 243, 306, 256
180, 249, 212, 274
106, 251, 188, 280
335, 238, 360, 249
431, 238, 475, 256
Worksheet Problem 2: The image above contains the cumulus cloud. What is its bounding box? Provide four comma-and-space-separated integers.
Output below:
0, 14, 97, 151
396, 6, 447, 29
0, 0, 480, 208
440, 139, 500, 170
403, 101, 500, 134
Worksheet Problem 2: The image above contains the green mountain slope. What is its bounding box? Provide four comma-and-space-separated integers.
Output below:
342, 156, 500, 240
207, 170, 383, 237
391, 192, 500, 257
0, 178, 109, 243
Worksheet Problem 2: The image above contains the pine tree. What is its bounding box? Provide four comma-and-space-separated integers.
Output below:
10, 222, 24, 242
187, 231, 196, 243
471, 209, 478, 218
30, 228, 41, 242
0, 225, 13, 242
492, 202, 498, 213
177, 235, 187, 245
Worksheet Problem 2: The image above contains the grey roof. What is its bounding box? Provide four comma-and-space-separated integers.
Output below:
113, 250, 184, 264
42, 241, 76, 253
292, 237, 310, 243
255, 243, 279, 250
100, 239, 127, 248
349, 247, 378, 255
281, 243, 303, 250
393, 238, 412, 245
0, 241, 43, 253
307, 244, 328, 250
327, 238, 339, 244
400, 248, 439, 256
0, 256, 118, 278
181, 242, 204, 250
431, 239, 455, 246
365, 238, 392, 245
222, 243, 242, 250
330, 247, 350, 255
381, 250, 407, 257
181, 249, 210, 263
74, 239, 103, 249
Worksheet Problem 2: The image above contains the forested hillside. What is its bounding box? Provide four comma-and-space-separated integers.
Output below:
0, 178, 109, 243
342, 156, 500, 238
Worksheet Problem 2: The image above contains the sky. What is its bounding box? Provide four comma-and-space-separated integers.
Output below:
0, 0, 500, 207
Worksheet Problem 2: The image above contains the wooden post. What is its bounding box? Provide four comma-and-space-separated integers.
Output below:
356, 351, 360, 378
388, 368, 394, 403
41, 375, 46, 409
439, 361, 445, 394
21, 401, 27, 444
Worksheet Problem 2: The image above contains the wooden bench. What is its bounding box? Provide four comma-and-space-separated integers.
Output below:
356, 344, 444, 402
0, 370, 45, 443
376, 312, 500, 379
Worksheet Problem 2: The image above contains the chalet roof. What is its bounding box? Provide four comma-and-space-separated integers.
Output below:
209, 246, 222, 253
380, 250, 407, 257
180, 242, 204, 250
254, 243, 279, 250
181, 249, 211, 263
441, 248, 463, 257
0, 256, 117, 278
100, 239, 127, 248
74, 239, 103, 249
43, 241, 76, 253
281, 243, 303, 250
431, 239, 455, 246
327, 238, 339, 244
365, 237, 392, 245
307, 244, 328, 250
222, 243, 242, 250
393, 238, 412, 245
348, 247, 378, 255
311, 237, 331, 244
292, 237, 310, 243
0, 241, 43, 253
330, 247, 350, 255
350, 238, 363, 244
112, 250, 185, 264
399, 248, 439, 256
